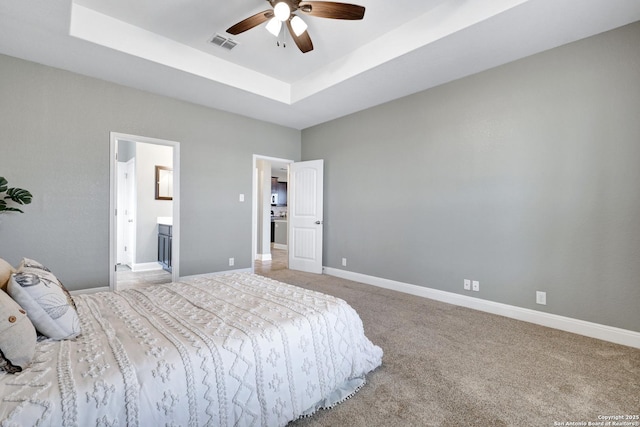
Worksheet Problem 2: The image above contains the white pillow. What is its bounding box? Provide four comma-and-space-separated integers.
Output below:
8, 258, 81, 340
0, 290, 37, 373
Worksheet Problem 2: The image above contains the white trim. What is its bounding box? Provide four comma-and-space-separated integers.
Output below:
256, 254, 272, 262
323, 267, 640, 349
70, 286, 111, 295
131, 262, 163, 272
272, 243, 288, 250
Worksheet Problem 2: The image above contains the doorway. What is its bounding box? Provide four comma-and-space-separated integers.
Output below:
109, 132, 181, 291
252, 155, 293, 272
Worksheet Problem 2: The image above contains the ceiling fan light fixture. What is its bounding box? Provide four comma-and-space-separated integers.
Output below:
290, 15, 308, 36
274, 2, 291, 21
266, 17, 282, 36
227, 1, 365, 53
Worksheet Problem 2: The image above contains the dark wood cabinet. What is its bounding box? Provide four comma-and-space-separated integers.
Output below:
158, 224, 172, 272
271, 177, 287, 206
277, 181, 287, 206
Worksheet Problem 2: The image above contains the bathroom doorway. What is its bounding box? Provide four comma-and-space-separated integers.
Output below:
109, 132, 180, 291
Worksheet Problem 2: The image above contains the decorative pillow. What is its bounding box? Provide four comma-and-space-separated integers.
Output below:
7, 258, 81, 340
0, 289, 37, 373
0, 258, 16, 292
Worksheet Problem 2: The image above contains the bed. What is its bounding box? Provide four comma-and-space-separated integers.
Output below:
0, 272, 383, 426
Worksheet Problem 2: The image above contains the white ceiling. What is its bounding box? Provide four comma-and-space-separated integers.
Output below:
1, 0, 640, 130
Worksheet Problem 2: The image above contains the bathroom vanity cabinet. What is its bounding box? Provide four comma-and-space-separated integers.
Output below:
158, 224, 172, 272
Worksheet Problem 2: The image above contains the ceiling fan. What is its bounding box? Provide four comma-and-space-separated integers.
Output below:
226, 1, 366, 53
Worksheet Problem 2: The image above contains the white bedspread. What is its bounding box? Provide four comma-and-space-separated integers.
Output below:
0, 273, 382, 426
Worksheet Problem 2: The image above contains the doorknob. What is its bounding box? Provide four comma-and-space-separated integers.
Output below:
315, 220, 323, 225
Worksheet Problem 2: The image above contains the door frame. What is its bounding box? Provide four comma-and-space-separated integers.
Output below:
251, 154, 293, 272
109, 132, 181, 291
116, 158, 135, 267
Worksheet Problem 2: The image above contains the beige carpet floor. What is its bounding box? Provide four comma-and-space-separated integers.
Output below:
258, 268, 640, 427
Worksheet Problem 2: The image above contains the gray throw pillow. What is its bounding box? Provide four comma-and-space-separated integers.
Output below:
8, 258, 81, 340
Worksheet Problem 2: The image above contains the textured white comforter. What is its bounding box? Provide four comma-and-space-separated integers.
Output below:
0, 273, 382, 426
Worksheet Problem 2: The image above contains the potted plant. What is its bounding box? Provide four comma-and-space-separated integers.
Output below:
0, 177, 33, 213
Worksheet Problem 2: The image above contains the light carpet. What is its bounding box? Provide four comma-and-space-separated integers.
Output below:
259, 269, 640, 427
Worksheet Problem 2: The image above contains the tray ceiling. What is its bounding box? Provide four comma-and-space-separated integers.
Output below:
1, 0, 640, 129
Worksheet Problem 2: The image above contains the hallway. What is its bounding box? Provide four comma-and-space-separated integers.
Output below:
254, 248, 287, 275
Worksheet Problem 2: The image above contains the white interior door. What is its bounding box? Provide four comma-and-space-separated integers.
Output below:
124, 159, 136, 268
116, 162, 127, 264
116, 159, 135, 267
288, 159, 324, 274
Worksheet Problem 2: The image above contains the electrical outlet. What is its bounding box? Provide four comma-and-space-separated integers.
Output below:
536, 291, 546, 305
229, 257, 234, 266
342, 258, 347, 267
239, 193, 245, 202
464, 279, 471, 290
472, 280, 480, 292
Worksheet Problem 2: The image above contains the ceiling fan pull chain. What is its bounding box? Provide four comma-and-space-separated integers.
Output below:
276, 27, 286, 48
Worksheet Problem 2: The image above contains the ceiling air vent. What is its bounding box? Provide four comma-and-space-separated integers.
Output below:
210, 34, 238, 51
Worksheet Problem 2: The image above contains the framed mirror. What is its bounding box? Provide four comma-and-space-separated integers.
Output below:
155, 165, 173, 200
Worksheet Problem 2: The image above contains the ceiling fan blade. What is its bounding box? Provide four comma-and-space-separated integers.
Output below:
298, 1, 365, 20
226, 10, 274, 35
286, 20, 313, 53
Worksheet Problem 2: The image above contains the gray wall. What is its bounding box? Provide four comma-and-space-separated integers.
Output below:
302, 22, 640, 332
0, 54, 300, 290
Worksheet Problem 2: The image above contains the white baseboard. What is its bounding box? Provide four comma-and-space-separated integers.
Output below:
71, 286, 110, 295
131, 262, 163, 272
323, 267, 640, 349
256, 253, 272, 261
273, 243, 287, 250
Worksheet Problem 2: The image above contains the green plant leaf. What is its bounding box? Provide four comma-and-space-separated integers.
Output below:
0, 177, 32, 214
0, 206, 24, 213
6, 187, 33, 205
0, 200, 24, 213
